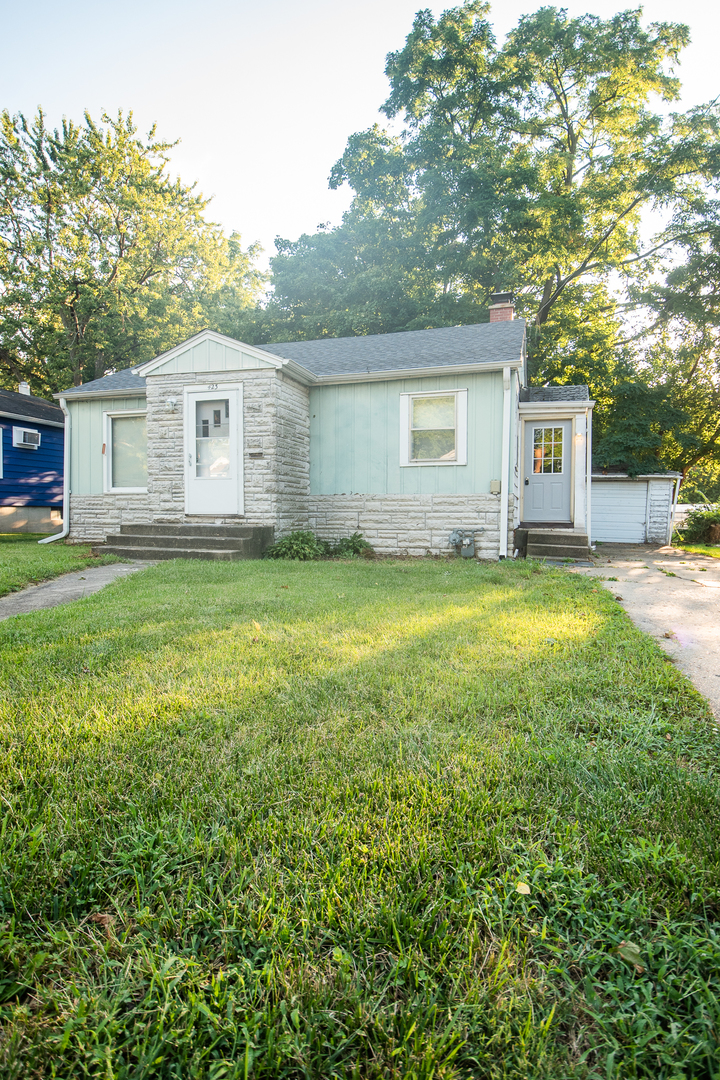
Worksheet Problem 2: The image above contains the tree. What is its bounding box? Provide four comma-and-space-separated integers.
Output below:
0, 110, 263, 394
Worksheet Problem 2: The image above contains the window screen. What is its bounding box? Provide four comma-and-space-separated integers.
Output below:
410, 394, 456, 461
111, 415, 147, 488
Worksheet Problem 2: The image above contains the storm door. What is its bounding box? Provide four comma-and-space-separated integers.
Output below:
184, 386, 243, 515
522, 420, 572, 523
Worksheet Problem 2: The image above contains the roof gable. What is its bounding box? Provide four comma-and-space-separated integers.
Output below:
135, 330, 282, 377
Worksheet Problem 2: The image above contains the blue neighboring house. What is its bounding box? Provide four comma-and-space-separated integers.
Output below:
0, 383, 65, 533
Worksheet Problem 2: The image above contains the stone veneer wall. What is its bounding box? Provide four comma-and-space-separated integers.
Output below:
68, 368, 311, 541
308, 493, 515, 559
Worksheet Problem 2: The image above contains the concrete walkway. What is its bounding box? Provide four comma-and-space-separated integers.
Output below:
572, 544, 720, 719
0, 562, 153, 621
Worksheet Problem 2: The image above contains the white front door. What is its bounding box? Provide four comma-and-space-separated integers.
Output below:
184, 386, 243, 515
523, 420, 572, 523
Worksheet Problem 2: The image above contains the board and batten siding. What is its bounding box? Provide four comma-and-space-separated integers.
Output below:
309, 371, 504, 496
591, 476, 677, 544
147, 338, 276, 376
67, 396, 147, 495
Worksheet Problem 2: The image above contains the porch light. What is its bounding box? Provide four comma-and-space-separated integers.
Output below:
166, 397, 178, 412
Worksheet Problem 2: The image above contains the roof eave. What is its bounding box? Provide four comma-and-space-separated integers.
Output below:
55, 386, 146, 402
310, 358, 524, 385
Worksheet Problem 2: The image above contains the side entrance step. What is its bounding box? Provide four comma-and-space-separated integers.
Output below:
524, 529, 591, 561
94, 523, 274, 561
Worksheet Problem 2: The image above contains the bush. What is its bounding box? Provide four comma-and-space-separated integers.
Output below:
263, 531, 325, 560
263, 530, 375, 560
676, 505, 720, 543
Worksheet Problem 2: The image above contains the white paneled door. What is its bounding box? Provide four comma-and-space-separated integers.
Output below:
523, 420, 572, 523
184, 386, 243, 515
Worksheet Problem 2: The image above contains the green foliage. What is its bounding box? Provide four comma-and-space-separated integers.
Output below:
262, 530, 325, 560
675, 505, 720, 543
593, 380, 687, 475
0, 559, 717, 1077
264, 530, 375, 560
0, 110, 264, 395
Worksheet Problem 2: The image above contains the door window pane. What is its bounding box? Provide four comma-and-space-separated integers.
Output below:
196, 399, 231, 478
410, 395, 456, 461
111, 415, 147, 488
533, 427, 563, 474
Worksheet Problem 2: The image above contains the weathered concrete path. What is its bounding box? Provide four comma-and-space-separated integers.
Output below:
0, 562, 153, 621
572, 544, 720, 720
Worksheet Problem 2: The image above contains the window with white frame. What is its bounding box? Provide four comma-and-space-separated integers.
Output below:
105, 412, 147, 491
400, 390, 467, 466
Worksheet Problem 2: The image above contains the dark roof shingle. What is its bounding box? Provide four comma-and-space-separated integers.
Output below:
520, 385, 590, 402
0, 389, 64, 425
59, 369, 147, 397
261, 321, 526, 377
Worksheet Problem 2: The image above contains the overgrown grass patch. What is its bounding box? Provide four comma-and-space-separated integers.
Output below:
0, 558, 718, 1078
673, 542, 720, 559
0, 534, 120, 596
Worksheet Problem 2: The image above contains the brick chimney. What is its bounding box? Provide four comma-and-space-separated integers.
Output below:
489, 292, 515, 322
18, 381, 31, 395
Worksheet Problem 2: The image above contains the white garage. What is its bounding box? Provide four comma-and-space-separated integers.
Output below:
591, 474, 681, 544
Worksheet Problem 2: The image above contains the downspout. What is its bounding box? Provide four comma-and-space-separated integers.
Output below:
39, 396, 70, 545
586, 406, 592, 546
499, 366, 511, 558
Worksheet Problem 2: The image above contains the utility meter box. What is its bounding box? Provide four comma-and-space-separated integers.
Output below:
490, 479, 501, 494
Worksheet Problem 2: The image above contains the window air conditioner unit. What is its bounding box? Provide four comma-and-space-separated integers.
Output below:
12, 426, 41, 449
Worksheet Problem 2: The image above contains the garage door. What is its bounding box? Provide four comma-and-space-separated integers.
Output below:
592, 480, 647, 543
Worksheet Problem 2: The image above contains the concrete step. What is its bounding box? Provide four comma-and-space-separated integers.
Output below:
105, 533, 262, 554
100, 545, 244, 561
119, 523, 274, 541
527, 542, 591, 560
527, 530, 589, 546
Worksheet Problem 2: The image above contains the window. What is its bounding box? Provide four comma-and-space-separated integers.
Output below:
400, 390, 467, 466
105, 412, 147, 491
195, 398, 230, 479
532, 426, 563, 474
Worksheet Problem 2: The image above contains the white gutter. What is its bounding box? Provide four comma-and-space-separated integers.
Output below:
38, 396, 70, 545
499, 366, 511, 558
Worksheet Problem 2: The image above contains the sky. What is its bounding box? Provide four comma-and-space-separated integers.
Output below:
2, 0, 719, 267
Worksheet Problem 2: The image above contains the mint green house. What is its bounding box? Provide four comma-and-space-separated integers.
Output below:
55, 295, 596, 559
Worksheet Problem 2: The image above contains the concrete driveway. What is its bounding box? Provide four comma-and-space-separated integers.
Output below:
572, 544, 720, 720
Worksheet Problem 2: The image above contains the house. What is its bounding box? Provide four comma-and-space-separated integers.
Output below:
54, 294, 601, 560
0, 383, 64, 533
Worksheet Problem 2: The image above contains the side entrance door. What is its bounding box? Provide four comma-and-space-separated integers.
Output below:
184, 385, 243, 516
523, 419, 572, 523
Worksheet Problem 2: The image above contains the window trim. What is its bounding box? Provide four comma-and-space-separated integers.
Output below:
399, 389, 467, 467
103, 410, 148, 494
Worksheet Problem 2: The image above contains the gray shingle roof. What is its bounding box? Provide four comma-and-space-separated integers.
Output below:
59, 369, 147, 397
0, 389, 64, 424
520, 385, 589, 402
261, 321, 526, 377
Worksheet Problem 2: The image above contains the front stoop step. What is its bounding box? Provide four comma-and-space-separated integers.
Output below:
94, 524, 274, 561
526, 530, 591, 562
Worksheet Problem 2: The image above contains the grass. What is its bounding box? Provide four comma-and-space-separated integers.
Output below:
0, 557, 718, 1079
672, 542, 720, 559
0, 534, 120, 597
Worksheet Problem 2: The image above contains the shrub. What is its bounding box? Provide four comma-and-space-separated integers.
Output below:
676, 505, 720, 543
330, 532, 375, 557
263, 530, 375, 560
263, 530, 326, 560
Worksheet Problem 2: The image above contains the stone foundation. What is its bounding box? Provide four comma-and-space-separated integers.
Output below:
308, 493, 515, 559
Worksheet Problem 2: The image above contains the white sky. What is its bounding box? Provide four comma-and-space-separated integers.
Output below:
2, 0, 718, 267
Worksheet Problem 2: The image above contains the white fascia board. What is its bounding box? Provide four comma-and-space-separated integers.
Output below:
0, 409, 64, 428
56, 387, 147, 402
312, 359, 524, 386
135, 329, 287, 376
519, 401, 595, 417
591, 472, 682, 480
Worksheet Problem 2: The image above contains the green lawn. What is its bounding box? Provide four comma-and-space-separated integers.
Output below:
0, 534, 120, 597
673, 542, 720, 559
0, 558, 718, 1079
